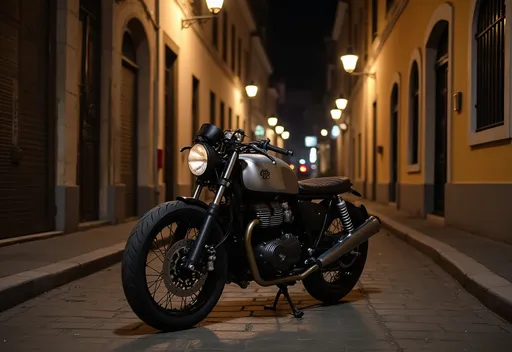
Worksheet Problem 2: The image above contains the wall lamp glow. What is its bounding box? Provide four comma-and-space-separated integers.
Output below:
268, 116, 278, 127
340, 47, 376, 79
330, 108, 342, 120
182, 0, 224, 29
245, 81, 258, 98
275, 125, 285, 135
281, 131, 290, 140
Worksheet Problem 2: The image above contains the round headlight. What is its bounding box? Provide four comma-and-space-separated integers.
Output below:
188, 144, 209, 176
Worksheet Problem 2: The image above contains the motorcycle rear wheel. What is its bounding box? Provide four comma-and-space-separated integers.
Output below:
303, 201, 369, 304
121, 200, 227, 331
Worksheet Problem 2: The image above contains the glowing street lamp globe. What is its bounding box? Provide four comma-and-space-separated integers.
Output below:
335, 96, 348, 110
320, 129, 328, 136
206, 0, 224, 14
275, 125, 285, 135
281, 131, 290, 140
340, 47, 359, 74
245, 81, 258, 98
268, 116, 278, 127
330, 108, 342, 120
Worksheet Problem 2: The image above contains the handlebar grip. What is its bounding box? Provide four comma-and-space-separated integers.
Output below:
267, 144, 294, 156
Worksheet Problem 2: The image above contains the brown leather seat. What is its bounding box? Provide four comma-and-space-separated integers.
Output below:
298, 176, 352, 195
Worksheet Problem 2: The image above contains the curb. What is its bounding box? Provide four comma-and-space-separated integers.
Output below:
0, 242, 125, 313
369, 209, 512, 323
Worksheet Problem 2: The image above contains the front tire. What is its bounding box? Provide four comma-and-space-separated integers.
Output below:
303, 201, 369, 304
121, 201, 227, 331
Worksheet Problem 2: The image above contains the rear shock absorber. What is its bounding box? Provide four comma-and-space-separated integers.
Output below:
336, 197, 354, 233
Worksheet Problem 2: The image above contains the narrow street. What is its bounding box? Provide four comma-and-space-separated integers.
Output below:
1, 231, 511, 352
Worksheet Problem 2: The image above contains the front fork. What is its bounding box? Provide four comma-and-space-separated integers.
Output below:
184, 152, 239, 271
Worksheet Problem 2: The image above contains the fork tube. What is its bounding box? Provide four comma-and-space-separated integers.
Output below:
185, 152, 239, 271
193, 184, 203, 199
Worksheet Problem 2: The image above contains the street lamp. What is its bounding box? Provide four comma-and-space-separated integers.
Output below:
182, 0, 224, 28
340, 122, 348, 131
335, 95, 348, 110
245, 81, 258, 98
340, 47, 359, 73
281, 131, 290, 140
320, 129, 328, 136
268, 116, 278, 127
330, 108, 342, 120
205, 0, 224, 14
275, 125, 285, 135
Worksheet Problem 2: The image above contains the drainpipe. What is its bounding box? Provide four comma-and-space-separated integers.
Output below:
153, 0, 161, 206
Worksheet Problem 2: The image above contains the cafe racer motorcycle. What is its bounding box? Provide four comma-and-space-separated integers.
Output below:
121, 123, 381, 331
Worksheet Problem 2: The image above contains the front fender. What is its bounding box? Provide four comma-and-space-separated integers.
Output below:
176, 196, 209, 209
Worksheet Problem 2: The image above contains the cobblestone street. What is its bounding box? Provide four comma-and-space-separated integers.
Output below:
1, 231, 511, 352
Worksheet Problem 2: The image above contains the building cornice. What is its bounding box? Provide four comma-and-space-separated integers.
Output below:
331, 1, 348, 40
349, 0, 409, 100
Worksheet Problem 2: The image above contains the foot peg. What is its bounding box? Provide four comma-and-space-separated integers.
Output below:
264, 284, 304, 318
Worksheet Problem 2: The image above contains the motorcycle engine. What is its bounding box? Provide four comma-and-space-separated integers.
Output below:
251, 202, 302, 274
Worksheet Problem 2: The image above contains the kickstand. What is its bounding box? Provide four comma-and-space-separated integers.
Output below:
264, 284, 304, 319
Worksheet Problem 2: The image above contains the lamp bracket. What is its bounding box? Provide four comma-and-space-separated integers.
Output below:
350, 71, 376, 79
182, 15, 216, 28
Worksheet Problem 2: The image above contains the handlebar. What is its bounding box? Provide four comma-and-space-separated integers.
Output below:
255, 139, 294, 156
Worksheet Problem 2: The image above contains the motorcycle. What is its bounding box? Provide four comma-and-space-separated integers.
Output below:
121, 123, 381, 331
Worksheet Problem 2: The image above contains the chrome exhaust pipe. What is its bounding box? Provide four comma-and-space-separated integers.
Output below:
316, 216, 381, 268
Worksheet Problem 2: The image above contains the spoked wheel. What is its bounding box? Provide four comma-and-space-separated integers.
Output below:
122, 201, 226, 331
303, 201, 368, 304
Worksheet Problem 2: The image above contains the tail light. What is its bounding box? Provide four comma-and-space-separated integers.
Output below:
299, 165, 308, 173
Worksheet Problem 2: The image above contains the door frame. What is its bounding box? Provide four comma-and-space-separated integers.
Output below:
372, 101, 377, 201
164, 44, 178, 201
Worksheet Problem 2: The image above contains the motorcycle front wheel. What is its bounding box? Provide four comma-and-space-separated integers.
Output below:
121, 200, 227, 331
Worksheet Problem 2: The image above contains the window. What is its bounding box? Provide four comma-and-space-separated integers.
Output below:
220, 101, 225, 131
409, 61, 420, 166
244, 50, 250, 84
228, 107, 233, 130
222, 11, 228, 62
231, 25, 236, 71
475, 0, 505, 132
192, 76, 200, 140
210, 91, 216, 125
371, 0, 378, 40
237, 38, 242, 77
192, 0, 202, 16
212, 17, 219, 49
357, 133, 362, 178
386, 0, 395, 12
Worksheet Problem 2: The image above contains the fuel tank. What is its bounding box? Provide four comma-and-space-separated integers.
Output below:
239, 154, 299, 195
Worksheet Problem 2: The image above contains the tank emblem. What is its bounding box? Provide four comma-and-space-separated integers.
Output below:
260, 169, 271, 179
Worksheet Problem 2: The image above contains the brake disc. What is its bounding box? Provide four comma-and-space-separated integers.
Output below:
162, 239, 207, 297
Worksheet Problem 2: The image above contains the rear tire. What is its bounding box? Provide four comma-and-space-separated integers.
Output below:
303, 201, 369, 304
121, 201, 227, 331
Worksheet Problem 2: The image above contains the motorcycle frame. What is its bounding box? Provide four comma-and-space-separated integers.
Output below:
182, 148, 357, 281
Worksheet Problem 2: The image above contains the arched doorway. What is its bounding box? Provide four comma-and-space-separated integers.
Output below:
433, 27, 448, 215
121, 31, 138, 218
389, 84, 399, 203
426, 21, 449, 216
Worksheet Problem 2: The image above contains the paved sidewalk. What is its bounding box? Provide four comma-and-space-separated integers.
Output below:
0, 220, 137, 312
346, 195, 512, 323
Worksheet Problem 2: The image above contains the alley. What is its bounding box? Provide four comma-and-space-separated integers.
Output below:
1, 232, 511, 352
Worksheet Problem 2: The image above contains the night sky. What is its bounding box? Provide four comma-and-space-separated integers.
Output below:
267, 0, 339, 91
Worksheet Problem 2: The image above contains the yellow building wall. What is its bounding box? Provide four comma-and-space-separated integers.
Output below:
158, 0, 251, 190
353, 0, 512, 187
